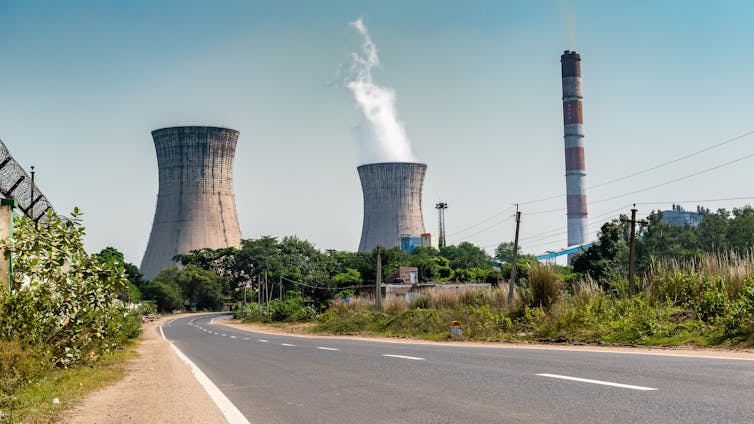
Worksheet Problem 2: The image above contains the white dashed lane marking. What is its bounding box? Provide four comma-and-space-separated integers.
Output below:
281, 343, 296, 347
382, 354, 425, 361
536, 374, 658, 391
317, 347, 340, 351
258, 340, 269, 343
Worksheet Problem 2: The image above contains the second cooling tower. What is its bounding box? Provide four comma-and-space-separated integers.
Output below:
358, 162, 427, 252
140, 126, 242, 280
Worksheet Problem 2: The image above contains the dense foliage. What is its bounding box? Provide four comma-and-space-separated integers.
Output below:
574, 206, 754, 284
169, 236, 517, 314
143, 266, 226, 312
316, 263, 754, 346
0, 209, 146, 417
0, 209, 140, 368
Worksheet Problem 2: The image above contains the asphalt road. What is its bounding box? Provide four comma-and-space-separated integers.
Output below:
162, 314, 754, 424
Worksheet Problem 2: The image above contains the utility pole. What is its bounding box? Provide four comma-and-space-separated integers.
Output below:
508, 205, 521, 306
435, 202, 448, 248
257, 275, 261, 304
375, 247, 382, 312
29, 166, 35, 214
622, 205, 639, 297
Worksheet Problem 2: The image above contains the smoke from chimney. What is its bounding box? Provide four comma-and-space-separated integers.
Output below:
346, 18, 417, 165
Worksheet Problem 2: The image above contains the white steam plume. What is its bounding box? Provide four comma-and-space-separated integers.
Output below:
346, 18, 417, 164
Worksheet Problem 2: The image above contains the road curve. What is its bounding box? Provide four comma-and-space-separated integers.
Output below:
161, 314, 754, 424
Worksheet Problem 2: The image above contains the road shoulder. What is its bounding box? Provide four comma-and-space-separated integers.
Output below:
58, 317, 228, 424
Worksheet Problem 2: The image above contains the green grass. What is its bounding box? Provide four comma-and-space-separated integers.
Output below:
2, 342, 139, 424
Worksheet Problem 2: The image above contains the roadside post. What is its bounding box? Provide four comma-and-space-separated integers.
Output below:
0, 198, 17, 294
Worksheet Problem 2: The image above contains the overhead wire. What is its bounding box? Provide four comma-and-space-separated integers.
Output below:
445, 204, 515, 238
453, 128, 754, 232
591, 152, 754, 205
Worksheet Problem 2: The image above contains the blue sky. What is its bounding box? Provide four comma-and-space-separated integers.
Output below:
2, 0, 754, 265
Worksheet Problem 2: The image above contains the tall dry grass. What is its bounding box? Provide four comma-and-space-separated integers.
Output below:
528, 265, 563, 308
646, 251, 754, 301
335, 286, 526, 313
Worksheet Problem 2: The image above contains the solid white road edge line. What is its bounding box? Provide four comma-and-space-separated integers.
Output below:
382, 354, 425, 361
217, 323, 754, 362
160, 326, 251, 424
316, 347, 340, 351
536, 373, 658, 391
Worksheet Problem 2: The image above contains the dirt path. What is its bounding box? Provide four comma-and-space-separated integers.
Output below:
59, 317, 227, 424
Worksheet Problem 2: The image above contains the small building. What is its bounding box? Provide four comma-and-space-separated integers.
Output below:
384, 266, 419, 285
420, 233, 432, 248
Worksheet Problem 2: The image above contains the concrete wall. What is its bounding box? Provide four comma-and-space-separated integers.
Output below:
357, 162, 427, 252
140, 126, 242, 280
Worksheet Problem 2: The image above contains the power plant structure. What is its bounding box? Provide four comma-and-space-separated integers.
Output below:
140, 126, 242, 280
357, 162, 427, 252
561, 50, 589, 251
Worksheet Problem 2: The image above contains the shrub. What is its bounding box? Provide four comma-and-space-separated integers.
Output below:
529, 265, 563, 308
0, 209, 133, 367
0, 340, 51, 407
235, 291, 315, 322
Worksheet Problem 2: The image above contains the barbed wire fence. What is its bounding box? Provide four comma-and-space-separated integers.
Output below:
0, 139, 54, 221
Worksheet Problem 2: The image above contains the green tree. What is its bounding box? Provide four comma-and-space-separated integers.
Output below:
96, 246, 145, 302
174, 247, 245, 297
333, 268, 362, 286
637, 211, 699, 272
726, 206, 754, 253
572, 218, 630, 285
145, 266, 226, 311
439, 242, 494, 269
141, 273, 183, 312
695, 208, 729, 252
494, 241, 521, 263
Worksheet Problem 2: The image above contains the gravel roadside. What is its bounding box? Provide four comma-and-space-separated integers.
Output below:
58, 317, 227, 424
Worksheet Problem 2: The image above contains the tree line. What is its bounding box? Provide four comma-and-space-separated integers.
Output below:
114, 236, 540, 312
573, 206, 754, 288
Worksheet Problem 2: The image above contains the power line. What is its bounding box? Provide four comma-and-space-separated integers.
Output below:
589, 129, 754, 191
456, 128, 754, 231
591, 152, 754, 205
518, 205, 630, 242
446, 205, 514, 238
449, 213, 515, 243
635, 196, 754, 206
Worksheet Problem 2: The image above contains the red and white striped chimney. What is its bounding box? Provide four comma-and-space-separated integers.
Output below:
561, 50, 588, 249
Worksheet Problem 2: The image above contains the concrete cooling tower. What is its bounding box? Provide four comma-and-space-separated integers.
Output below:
357, 162, 427, 252
140, 126, 242, 280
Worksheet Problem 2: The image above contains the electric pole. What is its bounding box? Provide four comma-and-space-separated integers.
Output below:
435, 202, 448, 248
508, 205, 521, 306
30, 166, 35, 212
375, 246, 382, 312
621, 205, 645, 297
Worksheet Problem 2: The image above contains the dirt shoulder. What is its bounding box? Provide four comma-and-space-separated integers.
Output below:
59, 317, 227, 424
219, 318, 754, 360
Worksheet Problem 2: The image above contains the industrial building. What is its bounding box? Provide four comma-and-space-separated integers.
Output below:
357, 162, 427, 252
561, 50, 589, 251
661, 204, 703, 227
140, 126, 242, 280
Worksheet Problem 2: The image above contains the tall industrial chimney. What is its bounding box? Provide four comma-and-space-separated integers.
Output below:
561, 50, 588, 250
140, 126, 242, 280
357, 162, 427, 252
